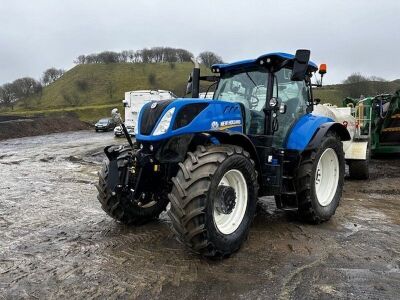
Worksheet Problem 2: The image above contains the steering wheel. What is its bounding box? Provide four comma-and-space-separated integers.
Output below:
235, 92, 260, 109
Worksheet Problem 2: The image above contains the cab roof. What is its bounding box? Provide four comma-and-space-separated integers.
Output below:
211, 52, 318, 73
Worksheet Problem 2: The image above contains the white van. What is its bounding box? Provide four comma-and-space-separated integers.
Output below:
114, 90, 176, 137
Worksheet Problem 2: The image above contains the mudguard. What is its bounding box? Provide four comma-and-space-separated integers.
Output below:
305, 122, 351, 150
285, 114, 350, 151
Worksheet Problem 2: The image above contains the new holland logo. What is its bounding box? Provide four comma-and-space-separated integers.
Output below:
210, 120, 241, 130
211, 121, 219, 129
151, 102, 158, 109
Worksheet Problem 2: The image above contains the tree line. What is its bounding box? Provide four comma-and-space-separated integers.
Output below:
341, 72, 394, 98
0, 47, 224, 109
0, 67, 65, 109
73, 47, 224, 67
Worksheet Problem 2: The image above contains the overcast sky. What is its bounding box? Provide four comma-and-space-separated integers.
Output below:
1, 0, 399, 85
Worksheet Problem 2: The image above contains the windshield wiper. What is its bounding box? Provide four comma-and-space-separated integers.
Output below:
245, 72, 257, 87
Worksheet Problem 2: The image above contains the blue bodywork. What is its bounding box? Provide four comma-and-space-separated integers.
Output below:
285, 114, 334, 150
212, 52, 318, 73
135, 98, 243, 142
135, 52, 331, 151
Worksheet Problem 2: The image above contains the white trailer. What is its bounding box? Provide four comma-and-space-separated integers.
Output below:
114, 90, 176, 137
313, 103, 370, 179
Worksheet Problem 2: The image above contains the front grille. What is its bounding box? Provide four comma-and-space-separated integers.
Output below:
139, 100, 175, 135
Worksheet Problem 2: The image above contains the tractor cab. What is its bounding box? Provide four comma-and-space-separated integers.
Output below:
211, 54, 316, 147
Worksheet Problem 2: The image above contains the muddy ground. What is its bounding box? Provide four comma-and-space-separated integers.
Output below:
0, 131, 399, 299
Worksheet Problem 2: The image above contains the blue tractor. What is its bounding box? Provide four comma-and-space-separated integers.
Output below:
97, 50, 350, 258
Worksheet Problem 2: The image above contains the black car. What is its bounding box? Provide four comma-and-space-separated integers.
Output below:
95, 118, 115, 132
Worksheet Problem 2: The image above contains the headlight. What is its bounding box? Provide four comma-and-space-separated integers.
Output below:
153, 107, 175, 136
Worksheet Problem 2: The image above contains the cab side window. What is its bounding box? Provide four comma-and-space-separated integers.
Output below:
272, 68, 310, 147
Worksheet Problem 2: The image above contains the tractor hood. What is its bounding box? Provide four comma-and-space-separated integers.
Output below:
135, 98, 243, 142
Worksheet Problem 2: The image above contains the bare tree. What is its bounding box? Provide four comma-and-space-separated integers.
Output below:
119, 50, 130, 63
42, 68, 64, 85
127, 50, 135, 62
74, 55, 86, 64
198, 51, 224, 67
12, 77, 40, 99
176, 49, 193, 62
342, 73, 391, 98
342, 73, 368, 84
97, 51, 121, 63
0, 83, 16, 108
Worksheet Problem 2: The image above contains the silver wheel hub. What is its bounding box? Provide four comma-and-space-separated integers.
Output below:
315, 148, 340, 206
213, 169, 248, 235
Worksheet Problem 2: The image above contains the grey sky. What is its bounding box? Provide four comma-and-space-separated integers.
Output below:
1, 0, 399, 85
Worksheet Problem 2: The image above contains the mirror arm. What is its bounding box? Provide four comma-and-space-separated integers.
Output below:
199, 75, 219, 82
111, 108, 134, 149
121, 123, 134, 149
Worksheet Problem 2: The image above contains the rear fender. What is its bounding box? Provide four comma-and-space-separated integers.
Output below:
305, 122, 351, 150
285, 114, 335, 151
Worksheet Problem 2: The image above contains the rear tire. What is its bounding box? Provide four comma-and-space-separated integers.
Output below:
348, 160, 369, 179
295, 132, 345, 223
168, 145, 258, 258
96, 149, 169, 225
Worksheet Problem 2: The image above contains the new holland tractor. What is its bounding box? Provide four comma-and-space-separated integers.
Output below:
96, 50, 350, 258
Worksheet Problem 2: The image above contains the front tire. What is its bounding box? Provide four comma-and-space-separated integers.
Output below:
168, 145, 258, 258
295, 132, 345, 223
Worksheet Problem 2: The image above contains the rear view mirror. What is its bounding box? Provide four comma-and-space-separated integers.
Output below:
291, 49, 310, 81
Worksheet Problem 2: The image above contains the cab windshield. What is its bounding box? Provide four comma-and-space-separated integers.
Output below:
213, 68, 268, 135
214, 68, 268, 111
213, 67, 309, 144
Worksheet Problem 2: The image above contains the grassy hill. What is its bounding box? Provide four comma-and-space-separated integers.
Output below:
1, 62, 399, 122
0, 62, 211, 122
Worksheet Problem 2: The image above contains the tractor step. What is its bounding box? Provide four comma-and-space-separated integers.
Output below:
281, 191, 297, 196
281, 207, 298, 212
391, 114, 400, 119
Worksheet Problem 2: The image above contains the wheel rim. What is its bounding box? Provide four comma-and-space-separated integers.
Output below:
213, 169, 248, 235
315, 148, 339, 206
